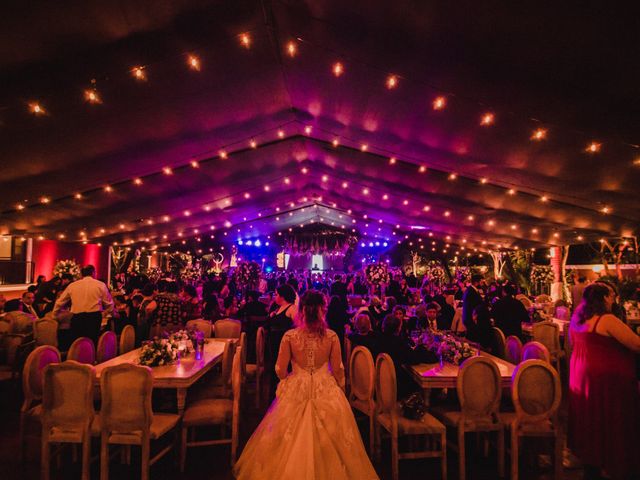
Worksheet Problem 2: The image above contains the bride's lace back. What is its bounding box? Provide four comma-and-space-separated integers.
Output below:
275, 327, 345, 386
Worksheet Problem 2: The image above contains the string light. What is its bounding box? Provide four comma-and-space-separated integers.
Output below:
332, 62, 344, 77
84, 89, 101, 104
162, 166, 173, 175
443, 210, 451, 217
540, 195, 548, 202
601, 206, 611, 214
432, 96, 446, 111
479, 178, 488, 184
362, 188, 370, 195
341, 182, 348, 188
133, 178, 143, 186
284, 177, 291, 185
385, 75, 399, 89
304, 125, 312, 135
240, 33, 251, 48
531, 128, 547, 141
250, 139, 257, 149
332, 138, 339, 147
360, 144, 368, 152
16, 204, 25, 211
448, 173, 457, 180
187, 55, 201, 71
277, 130, 285, 138
29, 102, 45, 115
131, 66, 146, 81
40, 197, 50, 204
74, 193, 83, 200
423, 205, 431, 212
480, 112, 495, 126
507, 188, 516, 195
263, 185, 270, 192
286, 41, 297, 57
219, 150, 228, 159
418, 165, 427, 173
389, 157, 396, 165
584, 141, 602, 154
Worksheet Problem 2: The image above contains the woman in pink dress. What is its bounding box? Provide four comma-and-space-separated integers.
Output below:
569, 283, 640, 479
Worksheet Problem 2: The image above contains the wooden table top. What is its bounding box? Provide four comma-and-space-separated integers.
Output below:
407, 351, 516, 389
94, 338, 228, 389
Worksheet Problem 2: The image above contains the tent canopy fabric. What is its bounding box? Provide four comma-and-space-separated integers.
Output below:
1, 0, 639, 252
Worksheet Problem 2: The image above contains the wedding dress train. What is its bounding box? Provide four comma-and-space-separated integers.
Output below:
233, 327, 379, 480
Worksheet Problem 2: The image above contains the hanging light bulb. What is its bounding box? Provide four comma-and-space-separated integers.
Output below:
480, 112, 495, 126
286, 41, 297, 57
432, 96, 446, 110
332, 62, 344, 77
531, 128, 547, 141
187, 55, 201, 71
131, 66, 147, 81
84, 89, 101, 104
386, 74, 399, 89
29, 102, 46, 115
240, 33, 251, 48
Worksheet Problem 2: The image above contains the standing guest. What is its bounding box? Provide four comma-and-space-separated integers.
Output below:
387, 274, 402, 304
181, 285, 202, 321
202, 292, 222, 321
354, 275, 368, 295
237, 290, 268, 318
366, 296, 385, 329
267, 284, 297, 399
346, 275, 355, 295
397, 278, 411, 305
112, 295, 130, 334
569, 283, 640, 480
326, 295, 351, 347
137, 284, 157, 344
53, 265, 114, 345
152, 281, 182, 334
462, 274, 484, 332
491, 284, 526, 339
406, 272, 418, 289
571, 276, 588, 310
467, 304, 494, 351
223, 296, 239, 318
19, 291, 39, 317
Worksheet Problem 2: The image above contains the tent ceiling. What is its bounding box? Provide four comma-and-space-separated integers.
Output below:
1, 0, 639, 252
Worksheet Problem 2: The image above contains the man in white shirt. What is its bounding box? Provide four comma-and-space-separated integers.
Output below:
53, 264, 114, 345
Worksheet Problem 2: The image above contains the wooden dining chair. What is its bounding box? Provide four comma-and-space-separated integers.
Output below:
98, 363, 180, 480
180, 346, 242, 470
20, 345, 61, 463
516, 295, 533, 310
118, 325, 136, 354
532, 321, 563, 370
535, 294, 552, 304
214, 319, 242, 339
505, 336, 523, 364
41, 361, 95, 480
189, 339, 235, 401
96, 331, 117, 364
348, 346, 376, 455
490, 327, 507, 359
521, 341, 551, 364
433, 356, 504, 480
34, 319, 58, 348
245, 326, 265, 407
68, 337, 96, 365
343, 335, 352, 393
186, 319, 213, 338
375, 353, 447, 480
502, 360, 563, 480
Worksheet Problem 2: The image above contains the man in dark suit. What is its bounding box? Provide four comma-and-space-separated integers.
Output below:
237, 290, 268, 318
491, 283, 527, 339
348, 313, 380, 356
462, 274, 484, 332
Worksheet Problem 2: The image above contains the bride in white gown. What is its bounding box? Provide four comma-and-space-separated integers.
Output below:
233, 290, 379, 480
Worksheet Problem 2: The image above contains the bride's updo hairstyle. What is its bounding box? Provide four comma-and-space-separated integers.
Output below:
298, 290, 328, 336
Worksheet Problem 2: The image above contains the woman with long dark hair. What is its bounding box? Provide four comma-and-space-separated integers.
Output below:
234, 290, 378, 480
569, 283, 640, 479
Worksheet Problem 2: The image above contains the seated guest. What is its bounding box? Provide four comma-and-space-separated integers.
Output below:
326, 295, 351, 346
407, 304, 429, 331
467, 304, 494, 351
112, 295, 129, 334
348, 313, 380, 355
491, 283, 526, 339
181, 285, 202, 321
223, 296, 239, 318
237, 290, 268, 318
377, 314, 438, 398
19, 291, 39, 317
367, 296, 385, 329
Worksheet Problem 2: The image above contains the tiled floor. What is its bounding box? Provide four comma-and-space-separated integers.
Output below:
0, 378, 585, 480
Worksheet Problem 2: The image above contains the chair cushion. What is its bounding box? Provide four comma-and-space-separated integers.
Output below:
377, 407, 445, 435
48, 425, 87, 443
183, 398, 233, 427
433, 408, 501, 430
92, 413, 180, 443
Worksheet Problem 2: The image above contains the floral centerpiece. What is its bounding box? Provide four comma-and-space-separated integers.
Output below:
424, 261, 447, 287
138, 328, 204, 367
180, 263, 201, 285
418, 331, 475, 365
233, 260, 262, 292
365, 263, 389, 285
53, 259, 80, 279
530, 265, 554, 285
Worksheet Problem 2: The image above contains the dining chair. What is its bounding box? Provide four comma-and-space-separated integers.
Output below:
41, 361, 95, 480
68, 337, 96, 365
98, 363, 180, 480
34, 319, 58, 348
96, 331, 117, 364
186, 319, 213, 338
502, 360, 563, 480
214, 319, 242, 339
375, 353, 447, 480
245, 326, 265, 407
535, 294, 552, 304
516, 295, 533, 310
189, 339, 235, 401
343, 335, 352, 393
505, 336, 523, 364
532, 322, 563, 370
118, 325, 135, 354
180, 345, 242, 470
20, 345, 61, 463
0, 333, 35, 382
521, 341, 551, 364
433, 356, 504, 480
490, 327, 507, 359
348, 346, 376, 455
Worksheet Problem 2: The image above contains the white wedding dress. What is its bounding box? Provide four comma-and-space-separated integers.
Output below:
233, 327, 379, 480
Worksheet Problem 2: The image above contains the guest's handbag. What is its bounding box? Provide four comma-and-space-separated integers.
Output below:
400, 392, 427, 420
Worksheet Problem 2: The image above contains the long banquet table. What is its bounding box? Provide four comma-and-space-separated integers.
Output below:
94, 338, 228, 414
406, 351, 516, 405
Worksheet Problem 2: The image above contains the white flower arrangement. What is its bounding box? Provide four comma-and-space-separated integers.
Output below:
365, 263, 389, 285
52, 259, 81, 279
